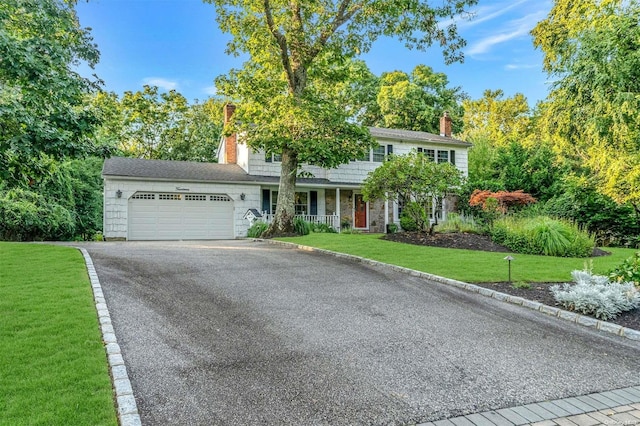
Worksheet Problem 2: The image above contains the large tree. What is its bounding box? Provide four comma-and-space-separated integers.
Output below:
460, 89, 531, 147
0, 0, 105, 187
373, 65, 465, 134
531, 0, 640, 210
207, 0, 477, 236
90, 86, 223, 162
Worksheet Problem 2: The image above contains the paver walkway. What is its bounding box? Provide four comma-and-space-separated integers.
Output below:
423, 386, 640, 426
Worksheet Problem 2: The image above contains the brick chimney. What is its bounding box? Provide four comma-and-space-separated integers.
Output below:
223, 103, 237, 164
440, 111, 452, 138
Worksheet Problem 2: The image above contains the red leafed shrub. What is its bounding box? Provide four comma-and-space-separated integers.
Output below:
469, 189, 536, 213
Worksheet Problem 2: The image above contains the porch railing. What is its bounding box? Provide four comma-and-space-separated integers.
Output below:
261, 213, 340, 231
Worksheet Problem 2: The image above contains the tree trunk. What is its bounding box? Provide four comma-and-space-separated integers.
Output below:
264, 147, 298, 236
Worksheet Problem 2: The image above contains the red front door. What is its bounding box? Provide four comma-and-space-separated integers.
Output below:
354, 193, 367, 228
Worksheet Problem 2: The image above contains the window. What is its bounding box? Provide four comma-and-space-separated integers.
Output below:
372, 145, 386, 162
437, 150, 449, 163
265, 152, 282, 162
418, 148, 435, 162
294, 192, 308, 215
159, 194, 182, 200
270, 190, 308, 214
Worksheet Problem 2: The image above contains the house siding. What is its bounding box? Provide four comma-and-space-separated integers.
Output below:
244, 139, 468, 182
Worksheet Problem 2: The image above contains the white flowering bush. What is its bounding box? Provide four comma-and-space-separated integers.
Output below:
550, 270, 640, 320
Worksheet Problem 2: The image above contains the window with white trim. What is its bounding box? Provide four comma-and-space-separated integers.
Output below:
269, 190, 308, 214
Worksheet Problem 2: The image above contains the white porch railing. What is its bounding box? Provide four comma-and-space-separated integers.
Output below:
261, 213, 340, 231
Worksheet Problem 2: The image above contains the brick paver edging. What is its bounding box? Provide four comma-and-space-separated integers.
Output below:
76, 248, 142, 426
262, 239, 640, 342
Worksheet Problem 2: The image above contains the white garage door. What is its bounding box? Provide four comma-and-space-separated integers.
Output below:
128, 192, 234, 240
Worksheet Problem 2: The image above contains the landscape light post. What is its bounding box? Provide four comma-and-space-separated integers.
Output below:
504, 255, 514, 284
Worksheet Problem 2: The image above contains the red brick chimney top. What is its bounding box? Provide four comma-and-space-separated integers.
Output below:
440, 111, 452, 138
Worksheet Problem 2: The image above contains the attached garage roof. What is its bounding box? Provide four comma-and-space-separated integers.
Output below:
102, 157, 350, 186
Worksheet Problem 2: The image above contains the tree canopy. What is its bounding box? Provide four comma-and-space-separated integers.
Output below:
371, 65, 465, 134
0, 0, 105, 187
532, 0, 640, 209
207, 0, 477, 235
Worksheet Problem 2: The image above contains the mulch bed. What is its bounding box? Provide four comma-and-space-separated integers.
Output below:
383, 231, 639, 331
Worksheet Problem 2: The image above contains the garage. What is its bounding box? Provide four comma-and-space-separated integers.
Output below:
128, 192, 234, 240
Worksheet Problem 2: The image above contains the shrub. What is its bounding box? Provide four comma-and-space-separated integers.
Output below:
311, 223, 337, 233
608, 252, 640, 287
387, 223, 398, 234
0, 188, 75, 241
438, 213, 483, 234
550, 270, 640, 320
293, 217, 311, 235
400, 214, 419, 232
247, 221, 268, 238
490, 216, 594, 257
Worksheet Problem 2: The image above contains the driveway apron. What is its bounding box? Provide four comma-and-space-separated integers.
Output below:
81, 240, 640, 425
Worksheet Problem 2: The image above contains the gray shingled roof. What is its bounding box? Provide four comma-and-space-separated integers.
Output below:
368, 127, 472, 147
102, 157, 347, 186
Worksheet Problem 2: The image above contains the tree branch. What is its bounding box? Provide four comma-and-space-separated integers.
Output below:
307, 0, 363, 63
263, 0, 295, 90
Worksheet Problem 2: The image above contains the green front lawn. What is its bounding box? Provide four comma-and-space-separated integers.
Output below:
0, 243, 117, 426
277, 233, 637, 283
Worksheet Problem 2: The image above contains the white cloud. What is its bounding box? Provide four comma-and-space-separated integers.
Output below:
505, 63, 538, 70
454, 0, 531, 29
142, 77, 179, 91
466, 10, 547, 57
203, 85, 217, 96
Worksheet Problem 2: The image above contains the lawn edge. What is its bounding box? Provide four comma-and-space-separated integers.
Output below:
76, 247, 142, 426
263, 239, 640, 342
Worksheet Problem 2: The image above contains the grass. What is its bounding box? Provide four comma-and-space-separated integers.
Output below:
0, 242, 117, 426
276, 233, 638, 283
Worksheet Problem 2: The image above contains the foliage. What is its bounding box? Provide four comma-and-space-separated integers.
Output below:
469, 189, 536, 213
370, 65, 465, 133
399, 207, 420, 232
207, 0, 477, 236
276, 233, 639, 283
550, 270, 640, 320
387, 223, 398, 234
311, 223, 337, 233
491, 216, 594, 258
460, 90, 531, 147
532, 0, 640, 209
544, 180, 640, 247
59, 158, 104, 239
512, 281, 531, 290
608, 252, 640, 287
438, 213, 482, 234
464, 140, 566, 207
0, 243, 117, 424
362, 151, 463, 232
247, 221, 269, 238
105, 86, 223, 161
0, 0, 108, 188
293, 217, 311, 236
0, 188, 75, 241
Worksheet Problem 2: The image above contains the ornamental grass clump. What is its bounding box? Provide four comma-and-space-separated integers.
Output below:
491, 216, 594, 257
550, 270, 640, 320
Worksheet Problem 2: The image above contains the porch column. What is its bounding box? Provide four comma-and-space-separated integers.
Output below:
384, 192, 389, 233
336, 187, 341, 232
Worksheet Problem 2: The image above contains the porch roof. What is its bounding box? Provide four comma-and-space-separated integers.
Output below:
102, 157, 360, 188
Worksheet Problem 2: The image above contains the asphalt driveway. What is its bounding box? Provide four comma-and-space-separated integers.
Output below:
80, 240, 640, 425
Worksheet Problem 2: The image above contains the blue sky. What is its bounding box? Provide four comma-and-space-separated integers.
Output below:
75, 0, 552, 106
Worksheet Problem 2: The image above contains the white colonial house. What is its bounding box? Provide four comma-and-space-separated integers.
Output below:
102, 105, 471, 240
